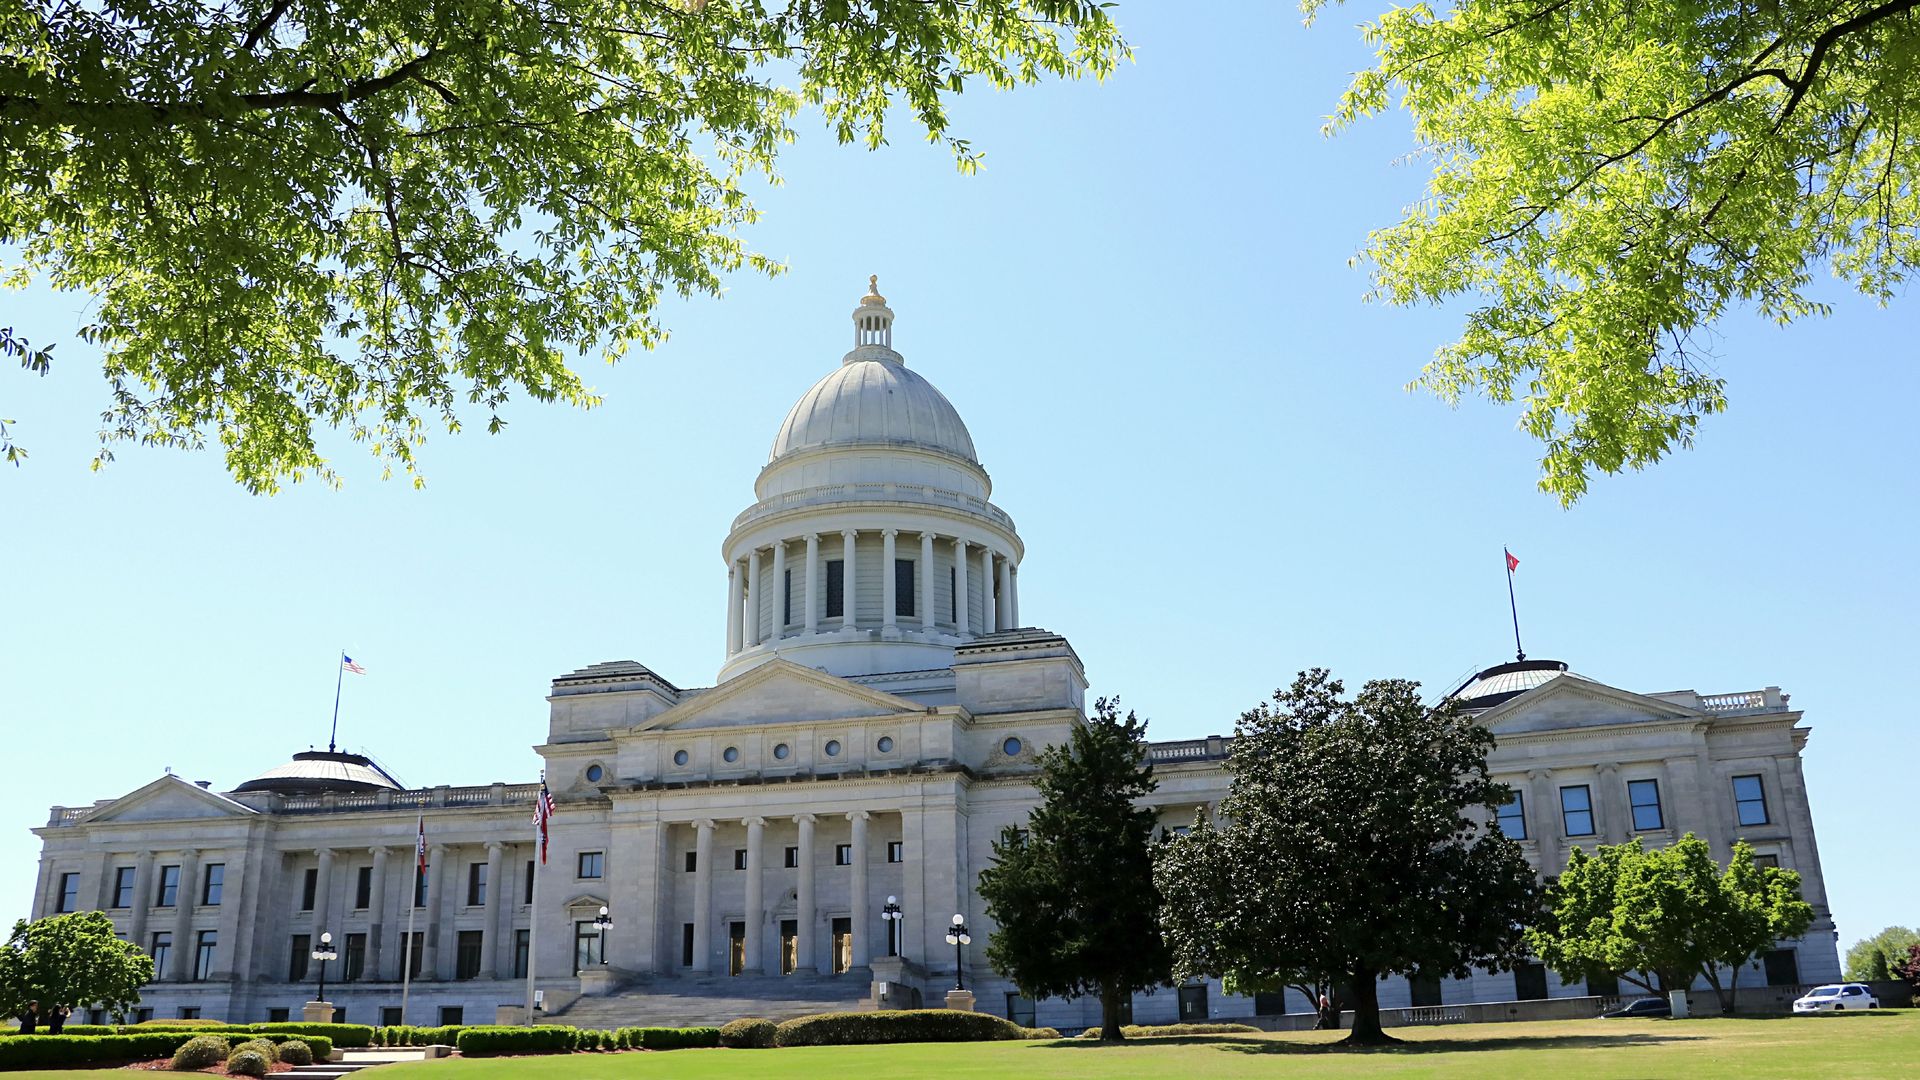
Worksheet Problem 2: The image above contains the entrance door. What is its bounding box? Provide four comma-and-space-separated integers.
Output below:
728, 922, 745, 976
1177, 983, 1207, 1021
831, 917, 852, 974
780, 919, 798, 975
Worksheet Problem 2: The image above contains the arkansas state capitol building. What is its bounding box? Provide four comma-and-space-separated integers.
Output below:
27, 283, 1841, 1030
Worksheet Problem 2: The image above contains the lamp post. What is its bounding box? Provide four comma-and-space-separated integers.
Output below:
311, 932, 338, 1004
881, 896, 903, 957
944, 914, 971, 991
594, 905, 613, 966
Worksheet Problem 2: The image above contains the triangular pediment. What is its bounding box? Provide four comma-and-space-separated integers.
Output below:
633, 659, 924, 732
80, 775, 258, 825
1478, 675, 1702, 736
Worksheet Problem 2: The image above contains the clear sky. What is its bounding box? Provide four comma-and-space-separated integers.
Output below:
2, 2, 1914, 959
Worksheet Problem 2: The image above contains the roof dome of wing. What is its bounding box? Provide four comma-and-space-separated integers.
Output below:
768, 356, 978, 465
1448, 659, 1578, 712
232, 750, 403, 795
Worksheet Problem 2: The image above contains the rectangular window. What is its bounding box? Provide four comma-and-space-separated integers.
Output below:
1560, 785, 1596, 837
835, 844, 853, 866
355, 867, 373, 909
887, 841, 903, 864
290, 934, 311, 982
112, 867, 136, 909
783, 567, 793, 626
734, 849, 749, 871
525, 860, 535, 904
894, 558, 916, 617
1514, 962, 1549, 1001
157, 864, 180, 907
1754, 853, 1780, 869
574, 921, 601, 975
403, 932, 424, 979
1763, 948, 1800, 986
149, 932, 172, 978
825, 560, 845, 618
514, 929, 530, 978
887, 914, 900, 958
1177, 983, 1208, 1021
467, 862, 487, 906
1628, 779, 1664, 832
684, 851, 698, 873
178, 1006, 201, 1020
267, 1008, 291, 1024
301, 868, 318, 911
1005, 992, 1036, 1027
456, 930, 484, 980
193, 930, 217, 981
1733, 774, 1770, 826
56, 872, 79, 913
438, 1007, 463, 1027
1253, 991, 1286, 1016
682, 924, 696, 968
577, 851, 604, 879
344, 933, 367, 982
133, 1008, 154, 1024
1409, 972, 1443, 1007
201, 863, 224, 906
1586, 970, 1620, 998
784, 847, 799, 869
380, 1007, 403, 1027
1495, 792, 1527, 840
414, 869, 429, 908
949, 567, 957, 622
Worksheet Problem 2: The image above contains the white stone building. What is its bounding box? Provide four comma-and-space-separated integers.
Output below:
26, 283, 1840, 1030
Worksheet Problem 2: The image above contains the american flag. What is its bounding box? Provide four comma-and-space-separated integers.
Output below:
342, 654, 366, 675
415, 815, 427, 874
533, 780, 556, 864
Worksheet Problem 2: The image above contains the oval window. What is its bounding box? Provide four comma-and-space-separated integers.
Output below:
1002, 737, 1023, 756
824, 740, 841, 757
773, 743, 791, 760
877, 736, 895, 754
723, 746, 740, 764
584, 764, 604, 783
673, 749, 689, 767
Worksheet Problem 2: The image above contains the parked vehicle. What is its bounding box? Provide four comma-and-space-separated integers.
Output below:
1601, 996, 1672, 1018
1792, 984, 1880, 1013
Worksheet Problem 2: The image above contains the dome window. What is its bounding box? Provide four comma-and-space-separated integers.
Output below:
877, 736, 895, 754
1002, 737, 1023, 757
584, 764, 603, 783
773, 743, 791, 761
673, 749, 690, 767
723, 746, 740, 764
824, 740, 841, 757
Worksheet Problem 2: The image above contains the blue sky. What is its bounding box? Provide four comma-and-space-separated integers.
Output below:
2, 2, 1913, 957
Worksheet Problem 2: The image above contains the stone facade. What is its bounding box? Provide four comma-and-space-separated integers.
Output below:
26, 285, 1840, 1030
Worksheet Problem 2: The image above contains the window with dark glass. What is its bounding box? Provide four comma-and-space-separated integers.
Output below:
894, 558, 915, 617
1254, 991, 1287, 1016
1410, 972, 1443, 1007
525, 860, 535, 904
178, 1006, 200, 1020
156, 864, 180, 907
112, 867, 136, 909
825, 560, 845, 618
380, 1007, 403, 1027
734, 849, 748, 871
404, 932, 424, 979
783, 568, 793, 626
1560, 785, 1595, 837
1733, 774, 1770, 826
578, 851, 603, 879
201, 863, 224, 906
355, 867, 373, 909
1628, 780, 1664, 831
456, 930, 484, 980
684, 851, 697, 873
301, 868, 318, 911
467, 862, 487, 906
835, 844, 853, 866
438, 1007, 463, 1027
193, 930, 217, 980
267, 1008, 290, 1023
1763, 948, 1800, 986
514, 929, 530, 978
1495, 792, 1527, 839
887, 841, 903, 863
1514, 962, 1549, 1000
1754, 853, 1780, 869
149, 932, 172, 977
1586, 970, 1620, 998
682, 924, 695, 968
414, 869, 429, 908
56, 872, 79, 913
1005, 993, 1036, 1027
949, 567, 957, 622
574, 921, 602, 974
344, 933, 366, 981
784, 847, 799, 869
290, 935, 311, 981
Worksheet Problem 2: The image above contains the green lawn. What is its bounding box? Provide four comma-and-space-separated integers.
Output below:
7, 1013, 1915, 1079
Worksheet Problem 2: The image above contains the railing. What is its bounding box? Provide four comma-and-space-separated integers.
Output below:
732, 481, 1018, 533
1400, 1006, 1468, 1024
1698, 691, 1768, 711
1147, 738, 1230, 763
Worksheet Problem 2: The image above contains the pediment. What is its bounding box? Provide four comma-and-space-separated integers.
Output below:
633, 659, 923, 732
563, 892, 610, 912
1478, 675, 1702, 736
80, 775, 258, 825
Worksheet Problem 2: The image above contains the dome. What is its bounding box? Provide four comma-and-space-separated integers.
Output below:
768, 356, 977, 465
1447, 659, 1574, 712
231, 750, 403, 796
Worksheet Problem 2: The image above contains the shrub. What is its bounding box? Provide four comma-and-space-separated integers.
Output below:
51, 1024, 119, 1036
249, 1022, 375, 1048
1023, 1026, 1063, 1039
138, 1018, 233, 1028
455, 1027, 580, 1056
0, 1033, 206, 1069
232, 1038, 279, 1063
774, 1010, 1029, 1047
170, 1035, 232, 1070
278, 1039, 314, 1066
225, 1048, 270, 1077
1072, 1022, 1262, 1039
719, 1017, 777, 1049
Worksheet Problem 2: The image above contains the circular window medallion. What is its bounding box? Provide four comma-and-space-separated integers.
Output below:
824, 740, 841, 757
877, 735, 895, 753
1002, 737, 1024, 757
723, 746, 740, 764
673, 749, 689, 766
584, 764, 604, 783
773, 743, 791, 760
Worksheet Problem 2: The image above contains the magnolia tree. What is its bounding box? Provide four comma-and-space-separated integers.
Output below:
1528, 835, 1814, 1013
0, 912, 154, 1022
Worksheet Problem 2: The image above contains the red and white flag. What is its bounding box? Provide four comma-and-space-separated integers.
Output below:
415, 815, 428, 874
1505, 548, 1520, 573
533, 780, 557, 864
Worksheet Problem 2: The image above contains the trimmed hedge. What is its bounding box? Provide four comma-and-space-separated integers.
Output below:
170, 1035, 231, 1071
773, 1010, 1029, 1047
1074, 1022, 1262, 1039
226, 1048, 271, 1077
0, 1029, 332, 1070
248, 1021, 374, 1047
718, 1017, 777, 1049
1023, 1026, 1063, 1039
134, 1018, 233, 1028
375, 1024, 467, 1047
232, 1038, 280, 1063
456, 1026, 583, 1056
618, 1026, 720, 1050
278, 1039, 315, 1066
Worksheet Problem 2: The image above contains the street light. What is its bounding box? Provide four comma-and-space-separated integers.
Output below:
880, 896, 903, 957
594, 905, 613, 966
311, 932, 338, 1003
944, 913, 971, 991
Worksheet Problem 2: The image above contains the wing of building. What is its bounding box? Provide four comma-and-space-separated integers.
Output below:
28, 284, 1840, 1030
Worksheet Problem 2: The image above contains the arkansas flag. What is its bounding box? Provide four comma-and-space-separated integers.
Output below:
1505, 549, 1520, 573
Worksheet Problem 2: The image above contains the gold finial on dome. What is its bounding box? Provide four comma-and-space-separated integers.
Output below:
861, 274, 887, 306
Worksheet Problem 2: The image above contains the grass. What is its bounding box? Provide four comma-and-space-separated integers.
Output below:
6, 1012, 1914, 1079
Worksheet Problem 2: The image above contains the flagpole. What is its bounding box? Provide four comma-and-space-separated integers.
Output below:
401, 820, 420, 1023
328, 649, 345, 753
1504, 549, 1526, 661
525, 777, 543, 1025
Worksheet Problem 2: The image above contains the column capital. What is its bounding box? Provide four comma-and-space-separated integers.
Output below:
1526, 768, 1552, 781
315, 847, 336, 859
178, 848, 200, 860
805, 532, 818, 544
846, 810, 871, 822
841, 529, 858, 541
793, 813, 818, 825
882, 528, 898, 538
694, 818, 716, 832
1596, 762, 1619, 775
742, 816, 767, 828
368, 846, 390, 858
485, 841, 507, 855
428, 843, 448, 857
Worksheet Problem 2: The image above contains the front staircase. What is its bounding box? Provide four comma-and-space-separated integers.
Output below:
550, 970, 875, 1029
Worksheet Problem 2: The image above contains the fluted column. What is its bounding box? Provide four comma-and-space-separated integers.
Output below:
771, 539, 787, 638
692, 821, 715, 973
848, 811, 871, 968
920, 533, 936, 631
725, 561, 742, 655
743, 817, 766, 974
127, 851, 155, 951
1008, 563, 1020, 628
840, 530, 857, 627
1528, 770, 1560, 877
881, 530, 898, 629
312, 848, 337, 943
795, 814, 818, 973
953, 538, 970, 634
423, 844, 447, 979
997, 557, 1013, 630
367, 847, 390, 980
803, 534, 820, 633
1595, 764, 1623, 842
981, 549, 997, 633
168, 849, 199, 981
744, 550, 762, 647
480, 842, 506, 978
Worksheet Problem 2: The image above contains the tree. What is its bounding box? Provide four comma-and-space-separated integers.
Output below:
1313, 0, 1920, 504
1891, 942, 1920, 997
0, 1, 1125, 489
1529, 835, 1815, 1013
1154, 669, 1540, 1045
0, 912, 155, 1021
976, 697, 1172, 1042
1844, 926, 1920, 982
